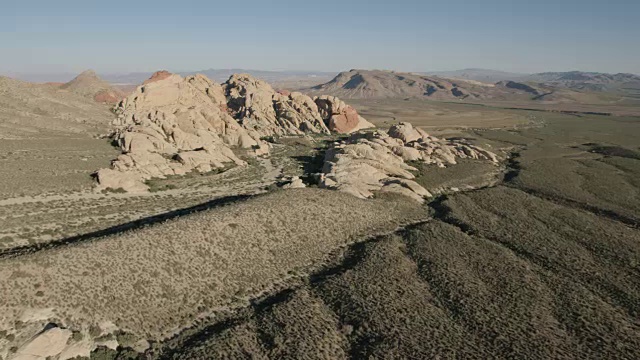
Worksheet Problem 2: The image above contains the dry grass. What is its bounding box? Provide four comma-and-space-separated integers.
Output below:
409, 159, 504, 195
498, 113, 640, 223
0, 76, 114, 139
156, 185, 640, 360
0, 145, 292, 251
349, 99, 533, 132
0, 188, 425, 345
146, 105, 640, 359
159, 188, 640, 359
0, 138, 118, 199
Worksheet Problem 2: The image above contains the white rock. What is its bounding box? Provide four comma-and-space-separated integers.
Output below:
14, 327, 72, 360
95, 72, 373, 192
318, 121, 498, 201
282, 176, 306, 189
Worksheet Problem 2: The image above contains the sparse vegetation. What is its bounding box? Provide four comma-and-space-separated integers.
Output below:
101, 187, 127, 194
0, 93, 638, 358
0, 189, 425, 343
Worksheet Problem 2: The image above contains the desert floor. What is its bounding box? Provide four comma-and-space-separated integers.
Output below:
1, 99, 639, 359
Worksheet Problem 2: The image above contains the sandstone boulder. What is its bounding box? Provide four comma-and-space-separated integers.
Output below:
314, 95, 375, 133
319, 140, 422, 200
282, 176, 306, 189
387, 122, 422, 143
14, 326, 72, 360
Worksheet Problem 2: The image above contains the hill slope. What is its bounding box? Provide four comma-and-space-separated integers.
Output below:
424, 68, 529, 83
308, 70, 485, 100
307, 69, 557, 101
524, 71, 640, 98
60, 70, 125, 104
0, 76, 115, 139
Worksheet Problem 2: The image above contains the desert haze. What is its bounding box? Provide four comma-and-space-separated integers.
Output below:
2, 1, 640, 359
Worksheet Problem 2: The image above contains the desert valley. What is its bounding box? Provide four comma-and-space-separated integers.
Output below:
0, 63, 638, 359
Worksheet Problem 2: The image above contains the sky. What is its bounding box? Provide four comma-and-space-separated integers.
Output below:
1, 0, 639, 75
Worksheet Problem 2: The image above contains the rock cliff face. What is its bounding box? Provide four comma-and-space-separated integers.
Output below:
95, 72, 373, 192
319, 122, 498, 202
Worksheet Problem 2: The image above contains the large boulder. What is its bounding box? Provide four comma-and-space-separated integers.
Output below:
13, 326, 72, 360
314, 95, 375, 133
387, 122, 422, 143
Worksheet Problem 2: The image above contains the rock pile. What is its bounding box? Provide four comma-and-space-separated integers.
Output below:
319, 122, 499, 202
95, 72, 373, 192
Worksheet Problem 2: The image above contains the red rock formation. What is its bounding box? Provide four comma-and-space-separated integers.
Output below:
143, 70, 173, 85
314, 96, 373, 133
329, 105, 361, 133
94, 90, 122, 104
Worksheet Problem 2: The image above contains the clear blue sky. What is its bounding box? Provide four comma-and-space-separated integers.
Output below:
2, 0, 639, 75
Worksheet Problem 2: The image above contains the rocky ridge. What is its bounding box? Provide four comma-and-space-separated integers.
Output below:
308, 69, 478, 100
95, 72, 373, 192
319, 122, 499, 202
306, 69, 589, 102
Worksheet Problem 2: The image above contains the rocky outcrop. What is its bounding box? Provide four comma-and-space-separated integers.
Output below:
96, 74, 261, 192
95, 73, 373, 192
282, 176, 306, 189
225, 74, 334, 136
319, 122, 499, 202
143, 70, 173, 85
315, 95, 375, 133
12, 326, 72, 360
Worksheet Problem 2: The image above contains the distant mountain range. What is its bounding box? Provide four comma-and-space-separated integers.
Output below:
524, 71, 640, 94
5, 68, 640, 101
423, 68, 529, 83
424, 69, 640, 97
304, 69, 640, 105
306, 69, 560, 101
4, 69, 336, 85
